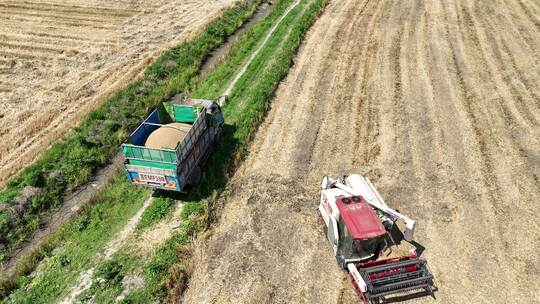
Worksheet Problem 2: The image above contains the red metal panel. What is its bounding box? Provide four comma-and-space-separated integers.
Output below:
336, 196, 386, 239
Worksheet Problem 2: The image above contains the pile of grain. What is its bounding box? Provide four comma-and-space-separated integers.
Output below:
144, 123, 191, 149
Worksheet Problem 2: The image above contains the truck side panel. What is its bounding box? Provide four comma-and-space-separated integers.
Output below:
177, 123, 214, 187
175, 108, 206, 164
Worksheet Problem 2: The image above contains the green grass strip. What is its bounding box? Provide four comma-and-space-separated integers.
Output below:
2, 0, 328, 302
3, 175, 150, 304
0, 0, 263, 263
194, 0, 296, 97
118, 0, 329, 302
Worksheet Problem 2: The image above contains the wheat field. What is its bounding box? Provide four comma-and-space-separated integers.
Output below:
0, 0, 235, 186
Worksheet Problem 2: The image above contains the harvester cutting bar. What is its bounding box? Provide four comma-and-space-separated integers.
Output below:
358, 258, 433, 299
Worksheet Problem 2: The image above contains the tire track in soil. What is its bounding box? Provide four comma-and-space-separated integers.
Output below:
448, 1, 540, 301
472, 1, 539, 127
503, 0, 540, 52
58, 196, 155, 304
290, 0, 374, 178
183, 0, 540, 303
423, 0, 516, 301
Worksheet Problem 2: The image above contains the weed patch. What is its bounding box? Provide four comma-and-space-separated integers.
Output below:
136, 198, 175, 231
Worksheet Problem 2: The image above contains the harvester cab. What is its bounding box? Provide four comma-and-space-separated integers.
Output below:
319, 174, 435, 303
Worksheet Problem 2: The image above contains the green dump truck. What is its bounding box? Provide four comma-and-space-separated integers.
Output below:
122, 98, 224, 192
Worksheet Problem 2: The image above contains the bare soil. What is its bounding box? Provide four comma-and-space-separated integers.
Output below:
0, 0, 236, 187
183, 0, 540, 303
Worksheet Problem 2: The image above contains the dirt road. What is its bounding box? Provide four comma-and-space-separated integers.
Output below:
0, 0, 236, 186
183, 0, 539, 303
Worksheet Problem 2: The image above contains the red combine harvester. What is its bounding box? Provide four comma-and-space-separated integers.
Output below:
319, 174, 435, 303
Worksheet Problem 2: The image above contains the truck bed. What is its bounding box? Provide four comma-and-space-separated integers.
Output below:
122, 101, 218, 191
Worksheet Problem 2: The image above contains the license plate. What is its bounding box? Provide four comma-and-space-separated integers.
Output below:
138, 173, 166, 184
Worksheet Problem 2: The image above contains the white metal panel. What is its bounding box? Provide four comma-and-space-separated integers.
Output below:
348, 263, 368, 293
323, 188, 348, 220
319, 193, 330, 227
328, 216, 339, 254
